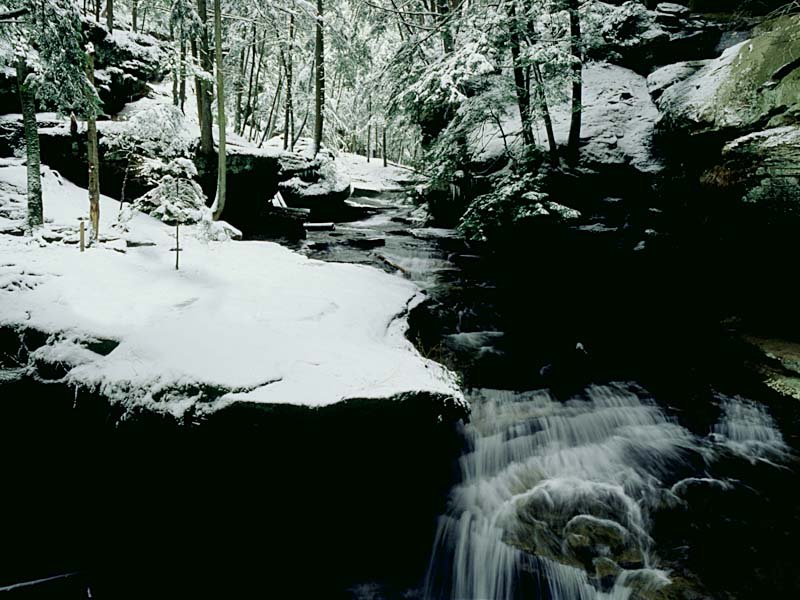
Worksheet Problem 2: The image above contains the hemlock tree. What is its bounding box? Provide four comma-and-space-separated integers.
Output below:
0, 0, 100, 233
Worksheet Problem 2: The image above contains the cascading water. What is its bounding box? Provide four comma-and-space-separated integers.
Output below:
423, 384, 791, 600
296, 192, 796, 600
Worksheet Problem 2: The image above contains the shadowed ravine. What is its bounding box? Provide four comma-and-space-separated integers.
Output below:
300, 190, 800, 600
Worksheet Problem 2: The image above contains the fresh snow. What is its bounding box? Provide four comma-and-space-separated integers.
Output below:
336, 152, 421, 193
0, 160, 462, 416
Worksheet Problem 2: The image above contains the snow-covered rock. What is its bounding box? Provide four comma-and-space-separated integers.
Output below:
653, 14, 800, 139
0, 161, 463, 417
586, 1, 720, 74
337, 152, 421, 195
469, 63, 663, 174
656, 3, 690, 17
720, 125, 800, 207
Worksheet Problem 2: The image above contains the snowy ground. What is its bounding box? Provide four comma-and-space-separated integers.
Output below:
336, 152, 422, 193
0, 159, 462, 416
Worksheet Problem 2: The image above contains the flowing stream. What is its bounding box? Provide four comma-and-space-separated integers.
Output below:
301, 191, 798, 600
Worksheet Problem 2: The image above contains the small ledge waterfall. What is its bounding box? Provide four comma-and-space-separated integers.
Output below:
423, 384, 790, 600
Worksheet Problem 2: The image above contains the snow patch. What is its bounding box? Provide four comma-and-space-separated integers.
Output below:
0, 161, 463, 415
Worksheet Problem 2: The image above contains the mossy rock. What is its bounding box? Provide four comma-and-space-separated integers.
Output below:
654, 14, 800, 140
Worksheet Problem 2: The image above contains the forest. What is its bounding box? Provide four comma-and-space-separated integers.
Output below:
1, 0, 799, 599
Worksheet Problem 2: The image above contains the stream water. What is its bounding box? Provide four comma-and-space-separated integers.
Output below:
299, 191, 800, 600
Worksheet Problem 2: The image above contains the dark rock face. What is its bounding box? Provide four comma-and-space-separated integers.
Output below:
0, 322, 467, 599
0, 69, 18, 116
196, 146, 349, 239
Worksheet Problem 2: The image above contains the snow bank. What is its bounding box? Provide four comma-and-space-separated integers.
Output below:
337, 152, 421, 194
0, 161, 462, 416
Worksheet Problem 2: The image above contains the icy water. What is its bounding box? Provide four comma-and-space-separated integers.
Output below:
300, 192, 800, 600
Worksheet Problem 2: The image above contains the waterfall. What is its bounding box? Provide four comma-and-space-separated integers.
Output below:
423, 383, 790, 600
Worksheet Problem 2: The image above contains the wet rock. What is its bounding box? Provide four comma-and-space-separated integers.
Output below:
345, 237, 386, 249
740, 334, 800, 401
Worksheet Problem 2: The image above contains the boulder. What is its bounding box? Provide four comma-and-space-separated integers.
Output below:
587, 1, 721, 74
575, 63, 664, 174
0, 21, 165, 118
653, 14, 800, 143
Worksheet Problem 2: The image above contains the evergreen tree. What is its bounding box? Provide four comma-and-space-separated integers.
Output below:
1, 0, 100, 234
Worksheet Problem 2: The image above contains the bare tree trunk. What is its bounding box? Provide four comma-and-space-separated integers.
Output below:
532, 62, 558, 164
366, 122, 371, 162
283, 14, 294, 151
567, 0, 582, 163
241, 25, 258, 136
94, 0, 100, 22
196, 0, 214, 155
436, 0, 453, 53
171, 21, 179, 106
248, 37, 266, 141
235, 45, 246, 134
261, 69, 283, 147
509, 4, 533, 148
211, 0, 226, 220
16, 58, 42, 231
106, 0, 113, 32
179, 27, 187, 113
132, 0, 138, 32
382, 125, 387, 167
86, 48, 100, 240
312, 0, 324, 156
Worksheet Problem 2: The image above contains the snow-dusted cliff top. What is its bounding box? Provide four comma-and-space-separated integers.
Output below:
0, 159, 462, 416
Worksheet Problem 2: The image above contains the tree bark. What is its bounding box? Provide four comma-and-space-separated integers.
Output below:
179, 27, 186, 113
235, 45, 247, 134
366, 122, 371, 162
261, 70, 283, 147
248, 36, 265, 141
533, 62, 559, 164
86, 48, 100, 240
283, 14, 295, 151
436, 0, 453, 54
132, 0, 138, 32
196, 0, 214, 156
312, 0, 324, 156
211, 0, 226, 220
509, 4, 533, 148
106, 0, 113, 32
16, 58, 42, 231
241, 25, 258, 135
567, 0, 582, 163
382, 125, 387, 167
